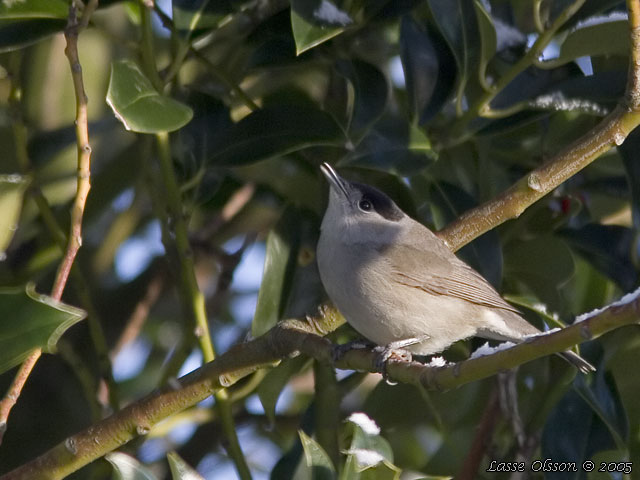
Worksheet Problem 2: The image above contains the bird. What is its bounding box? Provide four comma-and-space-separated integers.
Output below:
316, 162, 595, 374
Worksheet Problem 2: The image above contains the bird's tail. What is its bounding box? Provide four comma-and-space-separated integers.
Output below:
558, 350, 595, 374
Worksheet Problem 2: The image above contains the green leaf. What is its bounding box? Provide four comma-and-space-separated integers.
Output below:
574, 372, 629, 450
0, 18, 67, 52
503, 294, 566, 329
555, 19, 629, 66
257, 356, 310, 423
252, 208, 301, 337
167, 451, 205, 480
473, 0, 496, 90
341, 118, 436, 176
504, 235, 575, 312
343, 413, 401, 479
335, 59, 388, 134
0, 0, 68, 19
106, 452, 158, 480
172, 0, 231, 35
290, 0, 352, 55
542, 369, 629, 470
560, 224, 637, 291
208, 106, 344, 166
106, 60, 193, 133
0, 284, 86, 375
0, 174, 30, 258
618, 128, 640, 228
400, 15, 455, 124
299, 430, 336, 473
426, 0, 481, 112
232, 157, 321, 214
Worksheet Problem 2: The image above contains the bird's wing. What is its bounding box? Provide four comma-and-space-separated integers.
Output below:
384, 243, 521, 315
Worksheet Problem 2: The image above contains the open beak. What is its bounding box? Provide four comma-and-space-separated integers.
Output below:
320, 162, 350, 199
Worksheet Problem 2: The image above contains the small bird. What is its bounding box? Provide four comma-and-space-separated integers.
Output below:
316, 163, 594, 374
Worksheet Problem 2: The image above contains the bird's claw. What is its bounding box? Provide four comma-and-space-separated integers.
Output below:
372, 345, 413, 385
331, 340, 373, 364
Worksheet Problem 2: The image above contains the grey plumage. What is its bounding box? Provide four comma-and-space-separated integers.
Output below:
316, 163, 594, 374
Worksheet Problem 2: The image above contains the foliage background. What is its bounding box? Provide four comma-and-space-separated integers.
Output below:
0, 0, 639, 478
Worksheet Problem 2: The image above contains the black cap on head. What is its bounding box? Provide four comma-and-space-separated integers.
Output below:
351, 181, 404, 222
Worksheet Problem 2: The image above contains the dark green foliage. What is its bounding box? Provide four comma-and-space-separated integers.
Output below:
0, 0, 637, 478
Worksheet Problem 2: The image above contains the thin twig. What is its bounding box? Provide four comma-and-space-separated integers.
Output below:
110, 273, 165, 359
0, 0, 99, 444
52, 0, 96, 301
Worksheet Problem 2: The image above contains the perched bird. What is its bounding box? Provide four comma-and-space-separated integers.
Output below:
316, 163, 594, 374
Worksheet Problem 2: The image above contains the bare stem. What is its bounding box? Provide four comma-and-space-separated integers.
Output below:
155, 132, 251, 479
52, 0, 96, 302
0, 0, 102, 444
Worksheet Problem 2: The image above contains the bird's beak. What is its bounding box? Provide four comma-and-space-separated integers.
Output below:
320, 162, 350, 199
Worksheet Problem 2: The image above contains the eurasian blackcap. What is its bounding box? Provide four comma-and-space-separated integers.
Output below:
316, 163, 594, 374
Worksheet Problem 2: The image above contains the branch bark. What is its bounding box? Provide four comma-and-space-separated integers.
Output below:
2, 294, 639, 479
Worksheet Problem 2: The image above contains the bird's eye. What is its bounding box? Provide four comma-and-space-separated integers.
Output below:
358, 199, 372, 212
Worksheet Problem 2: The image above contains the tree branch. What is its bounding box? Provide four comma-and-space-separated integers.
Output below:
2, 294, 639, 479
437, 0, 640, 251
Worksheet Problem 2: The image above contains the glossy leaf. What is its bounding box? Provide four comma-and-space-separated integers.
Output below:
0, 0, 67, 19
400, 15, 455, 124
0, 18, 67, 52
473, 0, 496, 90
0, 174, 29, 258
0, 284, 86, 375
542, 369, 628, 474
618, 128, 640, 228
257, 356, 310, 423
335, 59, 388, 134
560, 224, 638, 291
426, 0, 481, 110
554, 19, 628, 66
504, 235, 575, 312
299, 430, 336, 473
106, 452, 158, 480
343, 414, 401, 479
341, 118, 436, 175
208, 105, 344, 166
252, 208, 301, 337
167, 451, 205, 480
574, 371, 629, 449
290, 0, 352, 55
106, 60, 193, 133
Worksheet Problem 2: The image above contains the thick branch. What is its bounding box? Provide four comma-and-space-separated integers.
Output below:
2, 295, 638, 479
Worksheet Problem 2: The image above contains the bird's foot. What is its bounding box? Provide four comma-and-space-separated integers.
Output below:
372, 338, 424, 384
331, 339, 374, 364
372, 336, 430, 384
